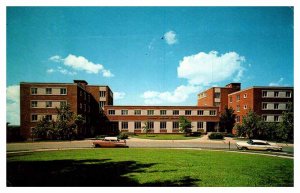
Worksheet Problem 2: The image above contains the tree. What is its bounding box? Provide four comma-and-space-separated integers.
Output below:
179, 116, 192, 136
277, 102, 293, 142
32, 116, 53, 139
142, 121, 151, 136
74, 114, 86, 138
56, 103, 76, 140
238, 110, 265, 138
219, 107, 236, 133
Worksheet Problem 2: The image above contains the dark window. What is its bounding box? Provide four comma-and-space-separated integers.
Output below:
31, 115, 38, 121
160, 110, 167, 115
108, 110, 115, 115
160, 122, 166, 129
60, 88, 67, 95
31, 88, 37, 95
197, 110, 204, 115
173, 110, 179, 115
147, 110, 154, 115
46, 88, 52, 94
236, 95, 240, 101
121, 122, 128, 129
31, 101, 37, 108
209, 110, 216, 116
185, 110, 192, 115
100, 91, 106, 97
173, 122, 179, 129
274, 103, 279, 110
148, 121, 154, 129
262, 91, 267, 97
262, 116, 267, 121
121, 110, 128, 115
236, 116, 240, 123
46, 101, 52, 108
134, 122, 141, 129
197, 122, 203, 128
274, 91, 279, 97
262, 103, 267, 109
134, 110, 141, 115
274, 115, 279, 122
45, 115, 52, 121
214, 93, 220, 98
99, 101, 105, 108
286, 91, 291, 98
60, 101, 67, 107
229, 96, 232, 103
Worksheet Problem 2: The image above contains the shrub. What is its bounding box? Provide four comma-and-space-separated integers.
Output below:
224, 133, 235, 138
208, 132, 224, 140
118, 132, 129, 140
189, 132, 202, 137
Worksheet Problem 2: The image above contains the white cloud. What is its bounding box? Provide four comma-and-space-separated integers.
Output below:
114, 92, 126, 100
269, 77, 284, 86
164, 31, 178, 45
6, 85, 20, 125
49, 54, 114, 77
46, 68, 55, 73
141, 84, 200, 105
177, 51, 246, 85
46, 67, 77, 76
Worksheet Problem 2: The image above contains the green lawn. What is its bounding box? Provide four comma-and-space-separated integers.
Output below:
131, 134, 200, 140
7, 148, 293, 187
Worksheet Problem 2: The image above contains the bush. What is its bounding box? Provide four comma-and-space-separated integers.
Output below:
118, 132, 129, 140
208, 132, 224, 140
189, 132, 202, 137
224, 133, 235, 138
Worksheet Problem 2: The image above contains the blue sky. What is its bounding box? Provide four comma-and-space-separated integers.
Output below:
6, 7, 294, 124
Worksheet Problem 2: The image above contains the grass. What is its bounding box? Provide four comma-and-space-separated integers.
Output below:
131, 134, 201, 140
7, 148, 293, 187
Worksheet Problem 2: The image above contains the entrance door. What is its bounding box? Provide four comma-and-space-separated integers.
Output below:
206, 122, 216, 132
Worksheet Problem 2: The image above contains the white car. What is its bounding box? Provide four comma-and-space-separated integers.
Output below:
236, 139, 282, 151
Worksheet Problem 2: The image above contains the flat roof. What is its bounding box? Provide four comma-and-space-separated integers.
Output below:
104, 105, 218, 109
228, 86, 294, 95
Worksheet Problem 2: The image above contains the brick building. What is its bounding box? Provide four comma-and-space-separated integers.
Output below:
228, 86, 294, 124
20, 80, 113, 139
104, 106, 220, 133
197, 83, 241, 113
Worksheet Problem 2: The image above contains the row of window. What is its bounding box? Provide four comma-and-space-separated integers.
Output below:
31, 114, 53, 122
262, 91, 292, 98
229, 93, 247, 102
236, 115, 282, 123
31, 101, 67, 108
262, 103, 290, 110
120, 121, 204, 129
31, 87, 67, 95
108, 109, 216, 116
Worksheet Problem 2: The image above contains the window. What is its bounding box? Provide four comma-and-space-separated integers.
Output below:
31, 114, 38, 122
173, 122, 179, 129
236, 95, 240, 101
214, 93, 220, 98
274, 115, 279, 122
80, 103, 83, 109
46, 101, 52, 108
31, 101, 37, 108
244, 105, 247, 109
274, 91, 279, 97
173, 110, 179, 115
185, 110, 192, 115
84, 92, 86, 100
197, 122, 203, 129
148, 121, 154, 129
88, 95, 90, 102
80, 90, 82, 96
262, 103, 267, 109
236, 116, 240, 123
121, 122, 128, 129
197, 110, 204, 115
286, 91, 291, 98
45, 115, 52, 121
210, 110, 216, 116
214, 102, 220, 107
99, 101, 105, 108
274, 103, 279, 110
60, 101, 67, 107
229, 96, 232, 103
160, 122, 166, 129
108, 110, 115, 115
84, 104, 86, 111
31, 88, 37, 95
134, 122, 141, 129
262, 91, 267, 97
236, 105, 240, 112
160, 110, 167, 115
134, 110, 141, 115
121, 110, 128, 115
100, 91, 106, 97
147, 110, 154, 115
243, 94, 247, 98
262, 115, 267, 121
60, 88, 67, 95
46, 88, 52, 94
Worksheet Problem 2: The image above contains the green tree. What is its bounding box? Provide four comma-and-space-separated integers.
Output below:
142, 121, 151, 136
74, 114, 86, 138
219, 107, 236, 133
277, 103, 293, 142
239, 110, 265, 138
179, 116, 192, 136
32, 116, 53, 139
56, 103, 76, 139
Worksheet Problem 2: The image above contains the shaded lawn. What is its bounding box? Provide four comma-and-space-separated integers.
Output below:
7, 149, 293, 187
131, 134, 200, 140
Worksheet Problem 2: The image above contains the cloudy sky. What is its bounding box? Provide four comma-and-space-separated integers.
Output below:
6, 7, 294, 125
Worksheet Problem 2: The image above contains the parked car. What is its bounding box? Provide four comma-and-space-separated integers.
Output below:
236, 139, 282, 151
92, 137, 128, 148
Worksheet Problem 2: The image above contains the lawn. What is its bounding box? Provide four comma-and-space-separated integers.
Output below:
7, 148, 293, 187
131, 134, 200, 140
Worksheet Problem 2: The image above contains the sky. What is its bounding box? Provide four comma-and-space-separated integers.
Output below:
6, 7, 294, 125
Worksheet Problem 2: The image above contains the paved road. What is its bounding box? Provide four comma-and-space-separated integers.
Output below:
6, 136, 293, 155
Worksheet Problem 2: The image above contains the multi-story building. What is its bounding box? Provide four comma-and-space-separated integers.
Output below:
228, 86, 294, 124
197, 83, 241, 113
104, 106, 220, 133
20, 80, 113, 139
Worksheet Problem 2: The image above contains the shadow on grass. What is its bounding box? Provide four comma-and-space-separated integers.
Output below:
7, 159, 200, 187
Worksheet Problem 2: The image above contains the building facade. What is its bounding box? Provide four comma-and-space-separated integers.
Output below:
228, 86, 294, 124
197, 83, 241, 113
104, 106, 220, 133
20, 80, 112, 139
